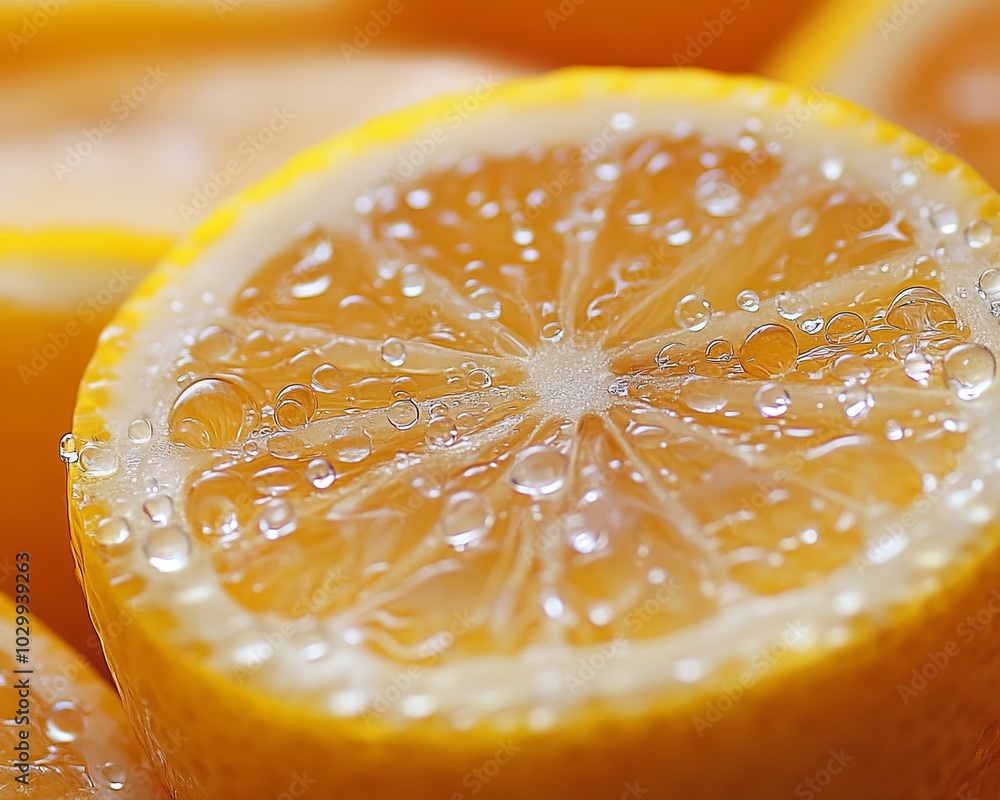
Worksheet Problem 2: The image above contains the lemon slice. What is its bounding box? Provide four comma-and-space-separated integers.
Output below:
0, 591, 168, 797
69, 68, 1000, 799
767, 0, 1000, 189
2, 45, 524, 235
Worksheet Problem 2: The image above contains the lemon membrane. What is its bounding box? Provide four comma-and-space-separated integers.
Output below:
67, 70, 1000, 797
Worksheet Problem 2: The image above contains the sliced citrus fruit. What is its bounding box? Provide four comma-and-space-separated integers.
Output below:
69, 69, 1000, 799
2, 44, 523, 235
0, 230, 168, 669
766, 0, 1000, 190
0, 591, 169, 797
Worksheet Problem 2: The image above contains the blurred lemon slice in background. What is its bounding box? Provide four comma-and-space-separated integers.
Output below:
767, 0, 1000, 190
0, 591, 170, 797
69, 68, 1000, 799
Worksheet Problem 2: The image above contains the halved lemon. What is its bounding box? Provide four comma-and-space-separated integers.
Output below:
69, 69, 1000, 799
0, 230, 168, 668
0, 591, 168, 797
766, 0, 1000, 190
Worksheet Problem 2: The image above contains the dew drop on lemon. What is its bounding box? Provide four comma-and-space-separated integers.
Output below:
739, 324, 798, 379
380, 337, 407, 367
675, 293, 712, 332
754, 383, 790, 418
387, 398, 420, 430
144, 525, 191, 573
46, 701, 86, 743
943, 343, 996, 400
169, 376, 260, 449
510, 445, 568, 497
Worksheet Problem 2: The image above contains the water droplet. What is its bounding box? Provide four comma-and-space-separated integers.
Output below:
607, 376, 631, 397
101, 762, 128, 791
510, 445, 568, 498
943, 343, 996, 400
540, 318, 564, 342
143, 494, 173, 525
290, 272, 332, 299
705, 339, 734, 362
441, 491, 494, 549
144, 525, 191, 573
258, 499, 297, 540
251, 465, 298, 496
885, 420, 905, 442
332, 431, 372, 463
655, 342, 693, 369
126, 418, 152, 444
627, 210, 652, 227
797, 308, 824, 335
543, 594, 565, 618
169, 376, 260, 449
831, 353, 871, 384
405, 188, 432, 209
266, 432, 305, 460
739, 324, 798, 379
838, 385, 875, 419
46, 702, 86, 743
311, 363, 343, 394
275, 384, 317, 430
675, 294, 712, 332
59, 433, 78, 464
965, 219, 994, 248
664, 218, 692, 246
754, 383, 790, 418
79, 442, 118, 476
188, 471, 248, 539
305, 458, 336, 490
977, 268, 1000, 299
192, 325, 238, 363
789, 207, 818, 238
695, 179, 741, 217
825, 312, 867, 344
466, 368, 493, 390
885, 286, 956, 331
736, 289, 760, 312
929, 203, 959, 235
469, 287, 501, 320
821, 157, 844, 181
400, 263, 426, 298
775, 291, 809, 321
902, 351, 933, 382
682, 380, 728, 413
95, 517, 131, 547
387, 398, 420, 430
380, 337, 407, 367
425, 416, 459, 447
